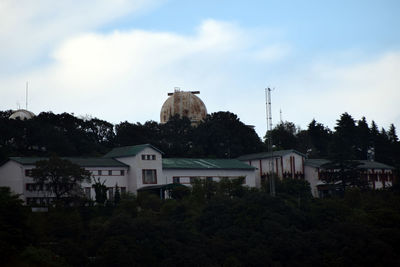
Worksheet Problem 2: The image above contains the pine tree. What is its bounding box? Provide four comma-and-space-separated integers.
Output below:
388, 124, 398, 143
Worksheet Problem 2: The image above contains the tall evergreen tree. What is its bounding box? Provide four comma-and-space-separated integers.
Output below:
388, 124, 398, 143
355, 117, 370, 159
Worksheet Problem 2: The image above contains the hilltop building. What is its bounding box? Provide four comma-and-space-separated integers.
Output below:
0, 143, 395, 203
0, 144, 255, 205
9, 109, 35, 120
304, 159, 395, 197
160, 89, 207, 125
238, 150, 306, 187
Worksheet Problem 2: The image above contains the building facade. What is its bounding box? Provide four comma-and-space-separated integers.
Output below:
0, 144, 396, 203
0, 144, 256, 204
304, 159, 395, 197
237, 150, 306, 187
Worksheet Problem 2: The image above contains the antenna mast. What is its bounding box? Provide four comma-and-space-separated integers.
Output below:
25, 81, 28, 110
265, 87, 275, 197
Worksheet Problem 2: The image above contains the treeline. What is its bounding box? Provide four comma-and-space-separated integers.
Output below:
1, 110, 399, 169
0, 111, 264, 161
2, 180, 400, 266
268, 113, 400, 169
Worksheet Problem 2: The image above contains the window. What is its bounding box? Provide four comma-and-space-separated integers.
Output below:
25, 169, 32, 177
120, 187, 126, 194
141, 154, 156, 160
173, 177, 180, 184
98, 170, 102, 175
142, 169, 157, 184
26, 183, 33, 191
120, 170, 125, 176
108, 170, 112, 176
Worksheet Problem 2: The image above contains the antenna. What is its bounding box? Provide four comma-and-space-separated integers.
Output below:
280, 109, 283, 123
25, 81, 28, 110
265, 87, 275, 197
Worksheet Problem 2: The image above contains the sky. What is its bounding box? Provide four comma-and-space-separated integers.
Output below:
1, 0, 400, 138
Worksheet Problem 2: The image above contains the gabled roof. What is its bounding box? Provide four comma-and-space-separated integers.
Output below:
163, 158, 255, 170
8, 157, 128, 167
237, 149, 306, 161
103, 144, 164, 158
305, 159, 394, 170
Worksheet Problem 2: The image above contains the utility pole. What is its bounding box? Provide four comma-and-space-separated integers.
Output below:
265, 88, 275, 197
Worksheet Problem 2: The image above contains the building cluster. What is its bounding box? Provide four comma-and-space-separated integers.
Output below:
1, 89, 395, 204
0, 144, 255, 204
0, 143, 395, 205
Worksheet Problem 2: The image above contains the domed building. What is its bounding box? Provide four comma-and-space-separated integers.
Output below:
9, 109, 35, 120
160, 89, 207, 125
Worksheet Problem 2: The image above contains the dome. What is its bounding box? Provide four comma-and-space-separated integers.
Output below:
9, 109, 35, 120
160, 90, 207, 125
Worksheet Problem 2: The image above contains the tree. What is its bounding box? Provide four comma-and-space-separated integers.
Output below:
159, 115, 193, 157
30, 155, 91, 202
0, 187, 30, 262
330, 113, 357, 160
92, 177, 108, 205
388, 124, 398, 143
193, 112, 264, 158
355, 117, 370, 159
114, 184, 121, 205
307, 119, 332, 158
265, 121, 298, 150
320, 160, 366, 193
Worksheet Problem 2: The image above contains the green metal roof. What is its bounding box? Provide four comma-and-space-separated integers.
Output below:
163, 158, 255, 170
9, 157, 128, 167
137, 183, 187, 191
103, 144, 163, 158
304, 159, 330, 168
305, 159, 394, 170
237, 149, 306, 161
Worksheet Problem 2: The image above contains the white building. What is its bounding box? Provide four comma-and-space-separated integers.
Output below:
304, 159, 395, 198
237, 150, 306, 187
0, 144, 256, 204
162, 158, 256, 187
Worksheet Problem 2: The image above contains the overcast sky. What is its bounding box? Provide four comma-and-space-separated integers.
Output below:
1, 0, 399, 138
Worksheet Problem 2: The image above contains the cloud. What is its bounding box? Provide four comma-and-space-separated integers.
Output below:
277, 51, 400, 130
1, 18, 290, 131
0, 0, 157, 73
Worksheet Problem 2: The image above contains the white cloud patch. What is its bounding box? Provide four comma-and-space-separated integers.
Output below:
278, 52, 400, 131
1, 17, 289, 131
0, 0, 157, 72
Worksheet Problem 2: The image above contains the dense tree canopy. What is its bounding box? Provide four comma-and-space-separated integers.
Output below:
1, 109, 399, 171
264, 113, 400, 173
2, 180, 400, 266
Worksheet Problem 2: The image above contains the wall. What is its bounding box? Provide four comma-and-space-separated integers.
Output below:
304, 165, 320, 197
81, 167, 129, 200
243, 152, 305, 188
114, 147, 163, 193
305, 165, 394, 197
163, 168, 256, 187
0, 160, 25, 198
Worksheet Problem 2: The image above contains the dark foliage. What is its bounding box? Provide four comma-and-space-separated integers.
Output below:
264, 113, 400, 176
3, 183, 400, 266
